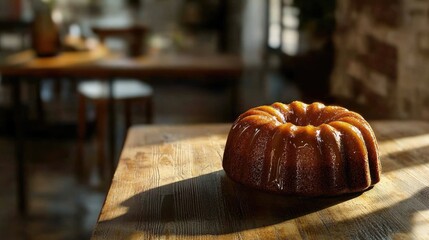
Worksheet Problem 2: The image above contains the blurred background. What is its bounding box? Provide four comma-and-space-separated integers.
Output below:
0, 0, 424, 238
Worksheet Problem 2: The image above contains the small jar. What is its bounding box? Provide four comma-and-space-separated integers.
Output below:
31, 2, 61, 57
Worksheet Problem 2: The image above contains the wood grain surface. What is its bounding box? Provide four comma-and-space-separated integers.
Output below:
92, 121, 429, 239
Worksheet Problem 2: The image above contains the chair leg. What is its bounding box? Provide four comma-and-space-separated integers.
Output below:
146, 97, 153, 124
35, 78, 45, 122
96, 101, 108, 182
124, 99, 132, 130
76, 94, 87, 182
54, 79, 61, 101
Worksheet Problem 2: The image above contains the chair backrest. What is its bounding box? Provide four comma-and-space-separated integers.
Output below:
0, 20, 31, 52
92, 25, 148, 57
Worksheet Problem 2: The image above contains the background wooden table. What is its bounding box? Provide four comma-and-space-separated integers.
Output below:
93, 121, 429, 239
0, 49, 242, 215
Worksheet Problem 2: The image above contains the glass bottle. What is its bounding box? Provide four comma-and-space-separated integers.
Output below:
31, 1, 61, 57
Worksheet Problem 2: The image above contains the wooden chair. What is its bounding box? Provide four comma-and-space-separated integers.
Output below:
76, 25, 153, 182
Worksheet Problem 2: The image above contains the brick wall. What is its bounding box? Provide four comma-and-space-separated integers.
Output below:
331, 0, 429, 119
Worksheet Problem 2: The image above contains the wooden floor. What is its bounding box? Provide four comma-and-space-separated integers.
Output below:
0, 137, 105, 239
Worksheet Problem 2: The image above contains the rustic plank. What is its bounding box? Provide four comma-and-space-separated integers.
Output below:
92, 121, 429, 239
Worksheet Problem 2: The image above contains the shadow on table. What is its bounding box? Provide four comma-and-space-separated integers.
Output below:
96, 170, 360, 237
381, 144, 429, 173
372, 120, 429, 140
300, 186, 429, 239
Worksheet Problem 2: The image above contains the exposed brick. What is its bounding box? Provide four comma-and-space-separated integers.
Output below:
352, 0, 369, 12
423, 94, 429, 107
350, 0, 402, 27
332, 0, 429, 120
417, 32, 429, 52
351, 77, 393, 117
360, 35, 398, 82
370, 0, 402, 27
409, 8, 425, 17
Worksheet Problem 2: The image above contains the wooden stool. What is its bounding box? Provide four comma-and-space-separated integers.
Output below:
76, 24, 153, 183
76, 79, 153, 182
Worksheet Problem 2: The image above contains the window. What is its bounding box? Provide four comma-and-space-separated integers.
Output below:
268, 0, 300, 55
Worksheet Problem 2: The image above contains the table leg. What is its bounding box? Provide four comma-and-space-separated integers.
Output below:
230, 79, 240, 120
11, 77, 27, 215
76, 93, 87, 183
108, 77, 116, 178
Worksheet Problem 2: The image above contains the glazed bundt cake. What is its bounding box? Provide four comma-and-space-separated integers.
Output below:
223, 101, 381, 196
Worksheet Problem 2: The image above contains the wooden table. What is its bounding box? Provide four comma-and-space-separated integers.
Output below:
0, 49, 243, 80
0, 49, 243, 215
92, 121, 429, 239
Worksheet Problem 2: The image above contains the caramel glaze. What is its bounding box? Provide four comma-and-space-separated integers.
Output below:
223, 101, 381, 196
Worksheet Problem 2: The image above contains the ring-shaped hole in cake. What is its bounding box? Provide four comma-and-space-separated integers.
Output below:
272, 102, 350, 127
